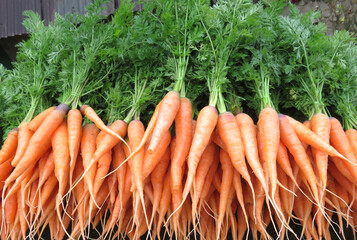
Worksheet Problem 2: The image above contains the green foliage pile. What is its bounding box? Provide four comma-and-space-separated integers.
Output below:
0, 0, 356, 140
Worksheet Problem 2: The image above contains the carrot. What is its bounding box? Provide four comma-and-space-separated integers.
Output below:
311, 113, 330, 191
236, 113, 268, 195
179, 105, 218, 215
170, 97, 192, 195
257, 107, 281, 220
92, 120, 127, 163
213, 169, 222, 192
328, 161, 355, 196
112, 143, 127, 212
276, 141, 296, 183
51, 121, 72, 238
127, 120, 147, 225
4, 184, 17, 225
346, 129, 357, 156
28, 106, 56, 132
200, 150, 220, 204
237, 206, 248, 240
330, 117, 357, 183
80, 123, 99, 204
217, 112, 250, 185
156, 171, 171, 237
142, 130, 171, 178
279, 115, 320, 209
108, 168, 118, 206
286, 115, 347, 160
232, 169, 249, 234
36, 174, 58, 217
147, 91, 180, 153
5, 104, 68, 184
216, 149, 234, 237
52, 121, 70, 199
71, 120, 128, 205
0, 158, 14, 182
93, 150, 112, 199
37, 151, 55, 191
194, 143, 217, 208
57, 199, 73, 240
11, 122, 33, 167
16, 190, 28, 240
0, 128, 18, 165
212, 129, 227, 152
67, 109, 83, 186
125, 101, 162, 168
150, 148, 170, 227
80, 105, 128, 148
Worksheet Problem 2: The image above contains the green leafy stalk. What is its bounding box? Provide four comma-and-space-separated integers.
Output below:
196, 0, 260, 112
279, 4, 330, 119
0, 11, 70, 136
327, 32, 357, 129
58, 7, 113, 109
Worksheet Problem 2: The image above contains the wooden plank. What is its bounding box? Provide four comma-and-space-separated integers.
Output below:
0, 0, 7, 38
6, 0, 13, 36
42, 0, 50, 25
15, 0, 23, 36
49, 0, 55, 22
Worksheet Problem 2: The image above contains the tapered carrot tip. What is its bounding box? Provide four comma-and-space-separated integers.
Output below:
56, 103, 70, 113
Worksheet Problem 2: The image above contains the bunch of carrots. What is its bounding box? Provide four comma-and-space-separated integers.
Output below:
0, 87, 356, 240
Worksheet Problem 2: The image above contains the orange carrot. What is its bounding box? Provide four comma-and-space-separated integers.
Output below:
286, 115, 347, 160
91, 120, 127, 163
142, 130, 171, 178
180, 105, 218, 212
127, 120, 146, 224
0, 128, 18, 165
236, 113, 268, 194
11, 122, 33, 167
170, 97, 192, 194
212, 129, 227, 152
346, 129, 357, 156
0, 158, 14, 182
330, 117, 357, 183
67, 109, 83, 186
257, 107, 279, 168
5, 104, 68, 184
194, 142, 218, 206
147, 91, 180, 153
150, 148, 170, 227
52, 121, 70, 199
92, 150, 112, 198
200, 150, 220, 204
125, 102, 162, 166
216, 149, 234, 237
112, 143, 127, 207
81, 123, 99, 202
257, 107, 281, 219
80, 105, 127, 147
311, 113, 330, 190
28, 106, 55, 132
16, 190, 28, 240
279, 115, 320, 205
276, 141, 296, 183
232, 169, 249, 231
38, 151, 55, 190
156, 171, 171, 236
4, 184, 17, 225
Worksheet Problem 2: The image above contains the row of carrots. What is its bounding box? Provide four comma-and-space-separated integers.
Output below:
0, 90, 357, 240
